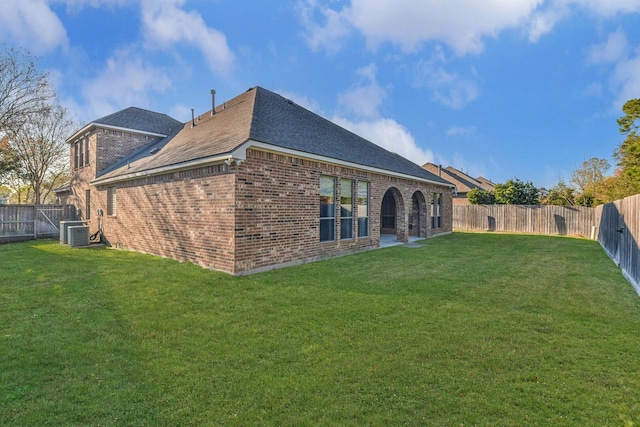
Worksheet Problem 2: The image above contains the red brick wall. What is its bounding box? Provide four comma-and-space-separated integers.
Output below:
95, 129, 159, 174
232, 149, 453, 274
63, 135, 452, 275
63, 131, 98, 222
96, 166, 236, 273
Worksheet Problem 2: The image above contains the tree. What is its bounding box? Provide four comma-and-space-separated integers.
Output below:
7, 104, 75, 204
0, 46, 74, 203
597, 170, 640, 203
0, 46, 53, 138
541, 180, 575, 206
467, 187, 495, 204
570, 157, 610, 202
494, 178, 540, 205
614, 99, 640, 181
0, 184, 10, 203
0, 135, 19, 179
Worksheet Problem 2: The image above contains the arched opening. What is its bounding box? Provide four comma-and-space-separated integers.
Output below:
380, 187, 405, 244
410, 191, 427, 238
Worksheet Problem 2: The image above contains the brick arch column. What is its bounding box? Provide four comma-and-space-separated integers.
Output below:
380, 187, 406, 243
410, 190, 428, 238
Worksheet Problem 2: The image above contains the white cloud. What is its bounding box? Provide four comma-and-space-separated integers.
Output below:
585, 29, 640, 110
329, 65, 435, 165
349, 0, 542, 54
587, 27, 628, 64
301, 0, 543, 55
298, 0, 352, 54
527, 6, 569, 42
527, 1, 640, 41
566, 0, 640, 17
80, 48, 172, 119
611, 49, 640, 109
0, 0, 68, 53
60, 0, 130, 9
338, 64, 386, 118
141, 0, 234, 75
413, 50, 480, 109
333, 116, 435, 165
300, 0, 640, 56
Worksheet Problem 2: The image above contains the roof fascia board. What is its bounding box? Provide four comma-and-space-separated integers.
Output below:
90, 154, 233, 186
66, 123, 94, 143
67, 123, 169, 143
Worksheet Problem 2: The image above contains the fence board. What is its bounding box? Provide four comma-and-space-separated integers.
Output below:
0, 204, 75, 242
595, 194, 640, 294
453, 205, 595, 237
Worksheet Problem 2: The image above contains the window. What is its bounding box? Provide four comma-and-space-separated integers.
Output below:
107, 187, 116, 216
431, 193, 442, 229
357, 181, 369, 237
73, 142, 79, 170
84, 137, 90, 165
78, 139, 84, 168
340, 179, 353, 239
86, 189, 91, 220
320, 176, 335, 242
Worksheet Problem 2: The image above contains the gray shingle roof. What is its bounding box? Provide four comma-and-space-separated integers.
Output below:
94, 107, 182, 136
250, 88, 447, 183
95, 87, 452, 186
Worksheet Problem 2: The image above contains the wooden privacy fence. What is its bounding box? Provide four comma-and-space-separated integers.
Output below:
453, 205, 596, 237
595, 194, 640, 295
0, 204, 76, 243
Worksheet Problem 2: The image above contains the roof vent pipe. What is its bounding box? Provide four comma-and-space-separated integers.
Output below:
191, 108, 195, 128
438, 164, 442, 177
210, 90, 216, 116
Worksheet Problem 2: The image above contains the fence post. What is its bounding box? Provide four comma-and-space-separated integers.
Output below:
33, 205, 37, 239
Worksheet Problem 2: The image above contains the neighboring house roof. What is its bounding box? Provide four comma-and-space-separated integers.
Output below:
476, 176, 496, 189
53, 180, 71, 194
422, 163, 494, 194
92, 87, 453, 187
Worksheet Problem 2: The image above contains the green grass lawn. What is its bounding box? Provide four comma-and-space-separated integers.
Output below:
1, 233, 640, 426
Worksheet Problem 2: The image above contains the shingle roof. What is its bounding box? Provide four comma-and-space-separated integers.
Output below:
422, 163, 495, 193
96, 91, 256, 179
95, 87, 452, 186
94, 107, 182, 136
476, 176, 496, 189
250, 88, 448, 183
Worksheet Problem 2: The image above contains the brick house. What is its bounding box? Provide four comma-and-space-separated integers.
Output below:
422, 163, 495, 206
59, 86, 454, 274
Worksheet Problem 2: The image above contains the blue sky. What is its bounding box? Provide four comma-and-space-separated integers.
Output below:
2, 1, 639, 188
